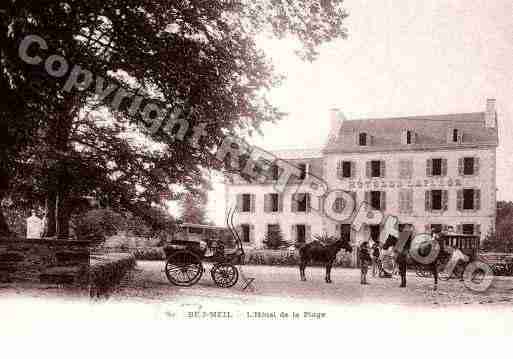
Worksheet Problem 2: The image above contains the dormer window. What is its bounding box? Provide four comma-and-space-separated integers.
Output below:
359, 132, 368, 146
449, 128, 462, 143
402, 129, 415, 145
452, 129, 458, 142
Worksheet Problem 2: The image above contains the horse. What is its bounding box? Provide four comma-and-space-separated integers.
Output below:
382, 230, 450, 291
299, 237, 353, 283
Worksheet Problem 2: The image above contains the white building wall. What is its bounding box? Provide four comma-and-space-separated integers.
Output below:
323, 147, 496, 242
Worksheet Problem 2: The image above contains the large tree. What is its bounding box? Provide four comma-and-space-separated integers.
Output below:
0, 0, 348, 237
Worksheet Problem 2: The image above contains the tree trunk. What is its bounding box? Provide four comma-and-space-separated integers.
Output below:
43, 191, 56, 237
0, 170, 12, 237
55, 189, 70, 239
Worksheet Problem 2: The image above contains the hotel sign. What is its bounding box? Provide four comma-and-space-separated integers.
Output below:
347, 177, 463, 190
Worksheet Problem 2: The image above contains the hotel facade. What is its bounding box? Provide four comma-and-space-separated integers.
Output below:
225, 99, 499, 249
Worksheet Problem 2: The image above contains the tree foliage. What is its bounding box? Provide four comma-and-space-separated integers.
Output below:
0, 1, 348, 237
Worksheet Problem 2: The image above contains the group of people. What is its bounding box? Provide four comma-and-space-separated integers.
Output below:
358, 240, 391, 285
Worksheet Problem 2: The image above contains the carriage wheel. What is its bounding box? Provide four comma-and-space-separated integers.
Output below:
211, 263, 239, 288
165, 250, 203, 287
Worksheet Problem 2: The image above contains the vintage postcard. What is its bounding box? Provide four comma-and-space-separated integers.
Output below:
1, 0, 512, 349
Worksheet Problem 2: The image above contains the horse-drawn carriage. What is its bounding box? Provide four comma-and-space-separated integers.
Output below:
163, 207, 246, 288
415, 232, 480, 279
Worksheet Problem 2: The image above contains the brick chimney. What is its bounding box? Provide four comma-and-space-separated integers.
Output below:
485, 98, 497, 128
327, 108, 345, 143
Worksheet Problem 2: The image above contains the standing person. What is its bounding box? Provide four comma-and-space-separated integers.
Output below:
359, 241, 372, 285
371, 241, 381, 277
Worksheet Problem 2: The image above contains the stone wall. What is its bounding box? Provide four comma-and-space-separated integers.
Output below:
0, 239, 90, 286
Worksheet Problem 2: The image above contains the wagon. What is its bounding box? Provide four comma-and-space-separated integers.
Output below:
415, 232, 480, 279
163, 207, 245, 288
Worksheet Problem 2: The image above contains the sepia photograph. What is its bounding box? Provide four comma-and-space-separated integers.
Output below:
1, 0, 512, 354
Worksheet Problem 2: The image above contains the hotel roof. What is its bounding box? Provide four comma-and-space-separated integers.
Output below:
323, 111, 498, 153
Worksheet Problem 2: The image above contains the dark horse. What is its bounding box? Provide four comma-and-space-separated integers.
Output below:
299, 237, 353, 283
383, 229, 450, 290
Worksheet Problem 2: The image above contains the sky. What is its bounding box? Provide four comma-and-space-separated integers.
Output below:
202, 0, 513, 225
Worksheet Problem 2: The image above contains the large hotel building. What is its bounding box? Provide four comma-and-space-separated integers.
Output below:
225, 99, 499, 249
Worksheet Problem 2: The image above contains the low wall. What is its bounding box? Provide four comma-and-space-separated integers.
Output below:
90, 253, 136, 298
0, 239, 90, 286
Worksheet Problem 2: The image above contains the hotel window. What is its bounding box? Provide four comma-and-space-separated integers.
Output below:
359, 132, 368, 146
296, 224, 306, 243
264, 193, 281, 213
369, 225, 380, 242
267, 224, 281, 239
448, 128, 462, 143
241, 224, 251, 243
366, 160, 385, 178
457, 188, 480, 211
366, 191, 386, 211
457, 223, 481, 236
337, 160, 354, 179
298, 163, 308, 180
430, 224, 443, 234
426, 158, 447, 177
461, 224, 475, 235
401, 130, 415, 145
239, 193, 254, 213
458, 157, 479, 176
292, 193, 311, 213
337, 223, 352, 240
425, 190, 448, 211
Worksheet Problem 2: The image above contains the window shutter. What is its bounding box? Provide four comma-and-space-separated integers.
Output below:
305, 163, 310, 179
474, 224, 481, 236
442, 190, 448, 211
306, 193, 311, 213
278, 194, 284, 212
364, 191, 370, 204
250, 194, 256, 213
291, 225, 296, 242
474, 157, 480, 175
447, 129, 453, 143
291, 194, 297, 212
380, 161, 386, 178
336, 224, 341, 238
264, 194, 270, 213
236, 194, 242, 211
337, 160, 343, 179
365, 161, 371, 178
456, 224, 462, 234
380, 191, 386, 211
250, 224, 255, 243
401, 130, 407, 145
441, 159, 447, 176
425, 190, 431, 211
457, 190, 463, 210
474, 189, 481, 210
306, 225, 311, 242
399, 190, 405, 213
369, 135, 374, 146
458, 158, 463, 176
407, 190, 413, 213
350, 161, 356, 178
426, 159, 432, 177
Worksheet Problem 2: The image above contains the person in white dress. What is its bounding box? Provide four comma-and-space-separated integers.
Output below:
26, 210, 43, 239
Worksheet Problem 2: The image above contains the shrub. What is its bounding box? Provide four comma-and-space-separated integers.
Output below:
133, 247, 166, 261
245, 249, 354, 267
262, 226, 290, 249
